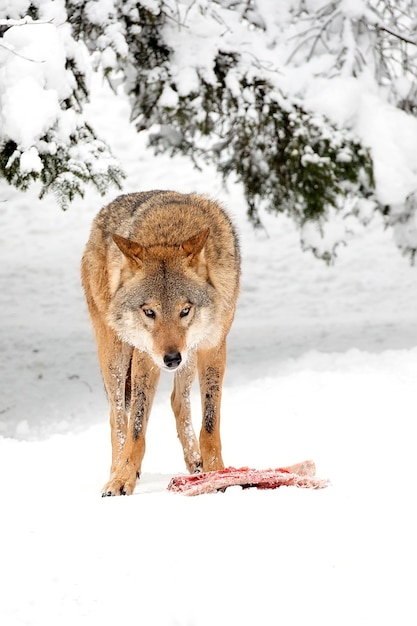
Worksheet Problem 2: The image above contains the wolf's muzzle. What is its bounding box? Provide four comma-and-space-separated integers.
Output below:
163, 352, 182, 370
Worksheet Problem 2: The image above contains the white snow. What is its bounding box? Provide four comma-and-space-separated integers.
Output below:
0, 21, 72, 147
18, 146, 42, 174
1, 57, 417, 626
0, 0, 31, 19
1, 75, 59, 149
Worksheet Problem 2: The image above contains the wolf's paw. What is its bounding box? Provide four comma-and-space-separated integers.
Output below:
185, 450, 203, 474
101, 474, 137, 497
192, 461, 203, 474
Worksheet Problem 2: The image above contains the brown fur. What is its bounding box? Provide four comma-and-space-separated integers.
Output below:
81, 191, 240, 496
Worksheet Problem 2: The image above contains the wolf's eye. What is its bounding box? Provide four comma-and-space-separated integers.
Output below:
142, 308, 156, 320
180, 305, 191, 318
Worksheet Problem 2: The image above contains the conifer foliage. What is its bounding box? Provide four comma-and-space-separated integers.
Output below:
1, 1, 417, 260
0, 2, 124, 209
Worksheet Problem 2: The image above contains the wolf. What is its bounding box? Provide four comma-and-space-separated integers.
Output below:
81, 191, 240, 496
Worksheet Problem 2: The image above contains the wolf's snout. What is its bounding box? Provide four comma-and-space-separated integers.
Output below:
163, 351, 182, 369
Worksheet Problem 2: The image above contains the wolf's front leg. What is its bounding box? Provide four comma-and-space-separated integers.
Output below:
102, 350, 160, 496
197, 342, 226, 472
94, 325, 132, 484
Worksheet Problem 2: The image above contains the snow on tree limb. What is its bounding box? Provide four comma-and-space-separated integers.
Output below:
0, 6, 124, 208
1, 0, 417, 261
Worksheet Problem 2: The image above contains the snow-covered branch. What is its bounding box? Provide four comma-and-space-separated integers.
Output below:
0, 8, 124, 207
1, 0, 417, 261
0, 17, 52, 25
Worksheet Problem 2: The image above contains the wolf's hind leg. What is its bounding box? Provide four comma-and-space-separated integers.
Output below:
171, 354, 202, 474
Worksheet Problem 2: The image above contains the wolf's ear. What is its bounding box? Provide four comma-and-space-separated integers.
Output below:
181, 228, 210, 262
113, 234, 144, 264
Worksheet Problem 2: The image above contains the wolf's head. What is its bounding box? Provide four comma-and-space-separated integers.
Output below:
107, 229, 217, 371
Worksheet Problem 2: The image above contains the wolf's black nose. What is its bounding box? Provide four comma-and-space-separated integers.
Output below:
163, 352, 182, 369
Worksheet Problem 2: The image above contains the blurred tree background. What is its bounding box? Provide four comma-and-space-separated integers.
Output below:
1, 1, 417, 261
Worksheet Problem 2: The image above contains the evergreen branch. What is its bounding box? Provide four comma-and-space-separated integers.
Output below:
0, 17, 55, 62
364, 4, 417, 46
0, 17, 53, 28
376, 22, 417, 46
286, 10, 342, 64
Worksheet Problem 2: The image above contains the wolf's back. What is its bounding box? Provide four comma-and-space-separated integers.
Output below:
95, 191, 239, 255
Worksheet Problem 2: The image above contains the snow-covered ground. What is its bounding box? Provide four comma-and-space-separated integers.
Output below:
1, 82, 417, 625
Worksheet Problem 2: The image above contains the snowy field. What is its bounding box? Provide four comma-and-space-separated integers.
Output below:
1, 81, 417, 625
